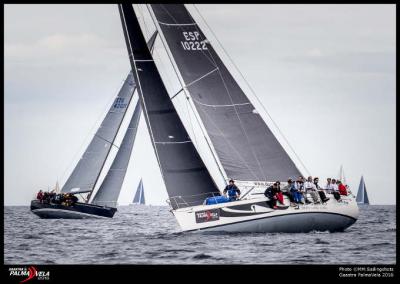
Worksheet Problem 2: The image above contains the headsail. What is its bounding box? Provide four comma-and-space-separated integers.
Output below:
132, 178, 145, 204
119, 4, 220, 209
91, 100, 141, 207
91, 32, 158, 208
356, 176, 369, 204
61, 72, 136, 194
148, 4, 302, 182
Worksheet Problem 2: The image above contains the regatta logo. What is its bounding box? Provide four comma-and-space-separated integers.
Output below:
195, 209, 220, 223
113, 97, 127, 109
8, 266, 50, 283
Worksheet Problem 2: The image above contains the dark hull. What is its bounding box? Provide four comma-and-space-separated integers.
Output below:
30, 200, 117, 219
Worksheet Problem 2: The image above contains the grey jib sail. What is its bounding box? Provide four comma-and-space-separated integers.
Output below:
149, 4, 301, 182
132, 179, 145, 204
61, 72, 136, 194
119, 4, 220, 209
90, 32, 158, 207
356, 176, 369, 204
91, 100, 141, 207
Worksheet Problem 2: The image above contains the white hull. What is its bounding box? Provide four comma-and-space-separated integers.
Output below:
172, 193, 359, 233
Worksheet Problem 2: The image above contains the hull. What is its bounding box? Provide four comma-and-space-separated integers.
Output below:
30, 200, 117, 219
172, 193, 359, 233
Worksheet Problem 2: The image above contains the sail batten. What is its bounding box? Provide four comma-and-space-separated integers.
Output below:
119, 4, 220, 209
149, 4, 302, 182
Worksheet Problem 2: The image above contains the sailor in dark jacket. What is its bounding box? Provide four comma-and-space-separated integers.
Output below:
264, 183, 279, 209
223, 179, 241, 201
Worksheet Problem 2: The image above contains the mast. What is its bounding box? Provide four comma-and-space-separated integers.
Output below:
119, 4, 220, 209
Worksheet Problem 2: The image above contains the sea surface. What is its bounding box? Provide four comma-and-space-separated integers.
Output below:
4, 205, 396, 264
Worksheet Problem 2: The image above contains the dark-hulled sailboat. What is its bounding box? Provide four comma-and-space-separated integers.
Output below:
30, 33, 158, 219
119, 4, 359, 232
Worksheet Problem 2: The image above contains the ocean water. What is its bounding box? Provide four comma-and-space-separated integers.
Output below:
4, 205, 396, 264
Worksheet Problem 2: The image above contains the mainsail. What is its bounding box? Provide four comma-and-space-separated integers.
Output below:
90, 32, 158, 207
148, 4, 302, 182
356, 176, 369, 204
132, 178, 145, 204
119, 4, 220, 209
61, 72, 136, 194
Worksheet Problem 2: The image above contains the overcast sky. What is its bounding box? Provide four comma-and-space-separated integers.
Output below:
4, 4, 395, 206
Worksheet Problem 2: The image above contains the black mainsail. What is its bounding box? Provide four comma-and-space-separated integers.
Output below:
149, 4, 302, 182
356, 176, 369, 204
61, 72, 136, 194
90, 32, 158, 207
119, 4, 220, 209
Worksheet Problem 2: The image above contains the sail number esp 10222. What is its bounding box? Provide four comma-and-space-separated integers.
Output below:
181, 31, 208, 51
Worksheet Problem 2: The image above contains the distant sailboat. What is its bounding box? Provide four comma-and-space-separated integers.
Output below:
356, 176, 369, 205
132, 179, 145, 205
338, 165, 347, 185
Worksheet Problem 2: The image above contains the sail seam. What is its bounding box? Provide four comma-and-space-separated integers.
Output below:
184, 67, 219, 89
191, 98, 251, 108
94, 134, 120, 149
154, 141, 192, 144
157, 20, 196, 26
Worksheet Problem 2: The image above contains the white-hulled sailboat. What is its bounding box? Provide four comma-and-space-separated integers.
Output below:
119, 4, 359, 232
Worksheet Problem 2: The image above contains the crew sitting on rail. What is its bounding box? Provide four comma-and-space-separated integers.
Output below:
36, 190, 44, 203
264, 182, 280, 209
337, 180, 348, 196
304, 176, 321, 204
314, 177, 330, 203
223, 179, 241, 201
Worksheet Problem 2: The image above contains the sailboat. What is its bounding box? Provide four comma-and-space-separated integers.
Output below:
338, 165, 347, 185
119, 4, 359, 232
30, 33, 158, 219
356, 176, 369, 205
131, 179, 145, 205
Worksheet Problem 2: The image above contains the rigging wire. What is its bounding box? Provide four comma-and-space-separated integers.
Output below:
192, 4, 311, 177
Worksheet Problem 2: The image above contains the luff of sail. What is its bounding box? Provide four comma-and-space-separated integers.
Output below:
91, 32, 158, 208
132, 179, 145, 204
149, 4, 302, 182
61, 72, 136, 194
356, 176, 369, 204
119, 4, 220, 209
